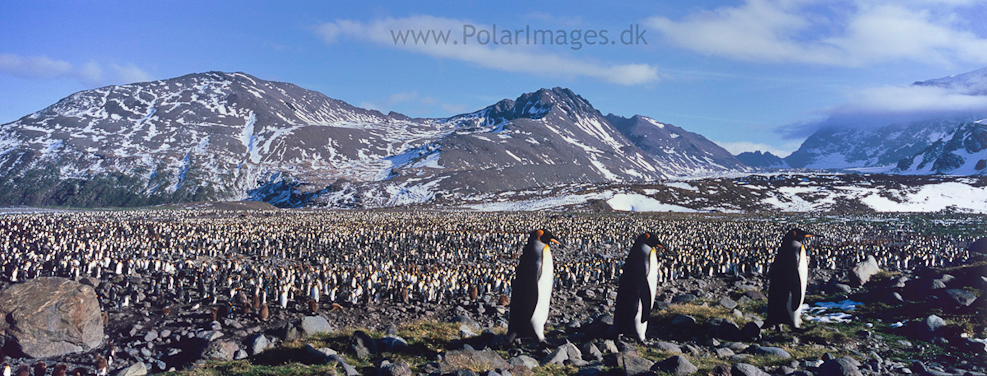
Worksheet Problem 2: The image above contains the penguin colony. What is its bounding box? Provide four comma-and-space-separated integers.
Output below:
0, 210, 980, 371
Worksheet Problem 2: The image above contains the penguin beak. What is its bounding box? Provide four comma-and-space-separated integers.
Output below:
550, 239, 565, 249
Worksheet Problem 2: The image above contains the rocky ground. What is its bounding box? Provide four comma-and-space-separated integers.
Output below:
4, 253, 982, 376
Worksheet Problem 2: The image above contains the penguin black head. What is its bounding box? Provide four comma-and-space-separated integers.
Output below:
784, 228, 819, 241
531, 229, 565, 249
636, 232, 666, 251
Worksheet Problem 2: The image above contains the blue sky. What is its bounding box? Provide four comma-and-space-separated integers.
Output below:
2, 0, 986, 157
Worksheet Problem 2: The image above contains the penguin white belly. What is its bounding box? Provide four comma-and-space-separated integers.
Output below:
796, 245, 809, 327
633, 303, 646, 342
531, 246, 553, 341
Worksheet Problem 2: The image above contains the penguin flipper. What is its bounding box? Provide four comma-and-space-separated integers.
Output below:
638, 279, 652, 323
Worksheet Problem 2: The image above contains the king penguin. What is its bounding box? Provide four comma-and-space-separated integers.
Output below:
508, 229, 564, 342
766, 228, 819, 331
613, 232, 664, 342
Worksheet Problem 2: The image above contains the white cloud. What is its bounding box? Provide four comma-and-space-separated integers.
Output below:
714, 140, 802, 156
361, 91, 470, 116
315, 15, 659, 85
829, 84, 987, 114
0, 54, 75, 79
646, 0, 987, 66
0, 53, 152, 86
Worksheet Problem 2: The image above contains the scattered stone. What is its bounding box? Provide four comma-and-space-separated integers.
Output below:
0, 277, 105, 358
602, 340, 619, 354
850, 255, 881, 287
719, 297, 738, 310
352, 330, 378, 358
380, 360, 413, 376
834, 283, 852, 293
451, 314, 479, 330
732, 363, 769, 376
741, 322, 762, 341
653, 341, 681, 353
941, 289, 977, 307
299, 315, 333, 337
541, 345, 570, 366
670, 315, 697, 328
710, 364, 732, 376
143, 330, 158, 342
203, 340, 238, 360
817, 357, 863, 376
508, 355, 539, 369
304, 343, 338, 363
249, 333, 270, 355
672, 294, 698, 304
113, 362, 148, 376
234, 349, 248, 360
754, 346, 791, 359
918, 315, 946, 341
460, 324, 477, 338
619, 352, 656, 376
440, 348, 509, 373
652, 355, 698, 376
380, 335, 408, 352
714, 347, 735, 357
743, 290, 766, 300
581, 343, 603, 361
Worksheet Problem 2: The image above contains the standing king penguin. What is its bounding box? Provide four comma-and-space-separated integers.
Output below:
766, 228, 819, 331
509, 229, 564, 342
613, 232, 664, 342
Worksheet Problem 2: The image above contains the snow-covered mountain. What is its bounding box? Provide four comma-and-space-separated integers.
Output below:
895, 120, 987, 175
735, 151, 789, 169
785, 67, 987, 173
0, 72, 744, 207
605, 114, 746, 173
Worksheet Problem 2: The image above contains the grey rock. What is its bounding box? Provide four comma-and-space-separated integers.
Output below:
652, 355, 698, 376
196, 330, 224, 341
160, 329, 171, 339
709, 363, 731, 376
582, 342, 604, 361
508, 355, 539, 369
741, 322, 762, 341
327, 354, 360, 376
620, 352, 656, 376
918, 315, 947, 341
451, 314, 479, 330
834, 283, 852, 293
304, 343, 338, 363
818, 357, 863, 376
380, 360, 413, 376
602, 340, 619, 354
653, 341, 681, 353
113, 362, 148, 376
351, 330, 378, 358
541, 345, 571, 366
203, 340, 238, 360
144, 330, 158, 342
754, 346, 792, 359
459, 324, 477, 338
942, 289, 977, 307
440, 348, 509, 373
719, 297, 738, 310
299, 315, 333, 337
714, 347, 735, 357
732, 363, 770, 376
672, 294, 697, 304
234, 349, 248, 360
0, 277, 104, 358
248, 333, 270, 355
850, 255, 881, 287
380, 335, 408, 352
670, 315, 697, 328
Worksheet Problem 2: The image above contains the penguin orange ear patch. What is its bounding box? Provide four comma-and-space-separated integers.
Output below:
536, 229, 544, 238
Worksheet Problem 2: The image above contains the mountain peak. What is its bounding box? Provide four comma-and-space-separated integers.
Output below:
912, 66, 987, 95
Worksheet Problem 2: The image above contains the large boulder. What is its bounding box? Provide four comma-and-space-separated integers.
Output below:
0, 277, 104, 358
849, 255, 881, 287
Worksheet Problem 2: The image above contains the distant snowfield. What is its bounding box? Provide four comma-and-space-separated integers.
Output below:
454, 176, 987, 213
606, 193, 698, 212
